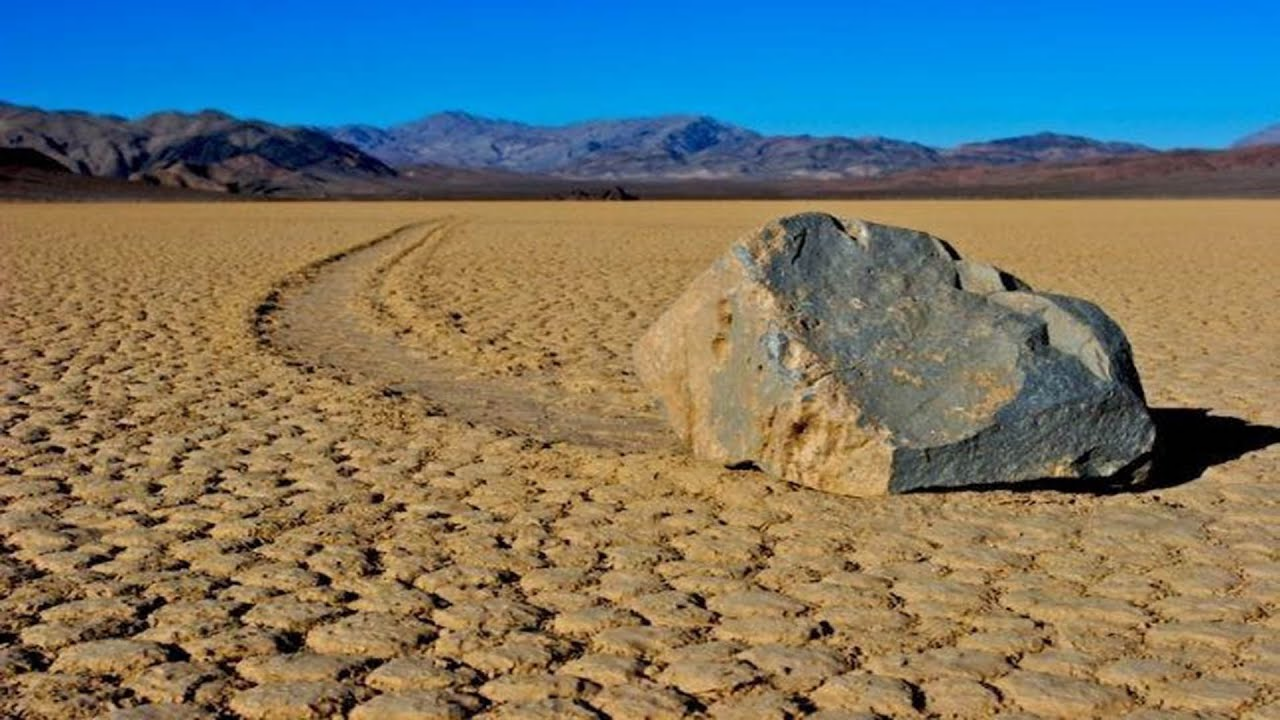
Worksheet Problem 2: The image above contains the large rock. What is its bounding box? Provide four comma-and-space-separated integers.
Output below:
634, 213, 1155, 495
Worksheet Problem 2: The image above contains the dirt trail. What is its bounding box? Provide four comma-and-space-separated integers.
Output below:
260, 217, 670, 452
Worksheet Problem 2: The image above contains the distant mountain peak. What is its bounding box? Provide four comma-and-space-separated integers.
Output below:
956, 131, 1150, 150
405, 110, 529, 130
435, 109, 484, 119
1233, 123, 1280, 148
942, 132, 1152, 168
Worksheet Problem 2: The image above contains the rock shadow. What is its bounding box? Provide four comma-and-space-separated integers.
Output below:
1136, 407, 1280, 491
916, 407, 1279, 495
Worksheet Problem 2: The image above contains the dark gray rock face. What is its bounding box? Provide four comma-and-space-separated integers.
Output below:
634, 213, 1155, 495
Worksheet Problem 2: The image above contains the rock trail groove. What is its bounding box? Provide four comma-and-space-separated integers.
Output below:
260, 217, 669, 452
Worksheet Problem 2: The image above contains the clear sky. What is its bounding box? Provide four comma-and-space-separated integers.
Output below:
2, 1, 1276, 148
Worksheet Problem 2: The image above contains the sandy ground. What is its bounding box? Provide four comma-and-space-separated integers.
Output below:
1, 200, 1277, 719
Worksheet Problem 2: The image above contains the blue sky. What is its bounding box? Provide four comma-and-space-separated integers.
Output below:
2, 1, 1276, 148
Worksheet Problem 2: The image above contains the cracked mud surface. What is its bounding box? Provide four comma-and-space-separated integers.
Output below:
261, 217, 668, 451
1, 201, 1277, 718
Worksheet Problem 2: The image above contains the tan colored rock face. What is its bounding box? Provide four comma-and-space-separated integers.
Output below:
635, 213, 1155, 495
634, 249, 895, 496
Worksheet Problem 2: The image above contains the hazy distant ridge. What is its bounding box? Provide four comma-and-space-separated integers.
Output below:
329, 112, 1154, 179
1233, 123, 1280, 148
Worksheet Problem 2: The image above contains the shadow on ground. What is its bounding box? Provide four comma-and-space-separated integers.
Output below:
1137, 407, 1280, 491
920, 407, 1280, 495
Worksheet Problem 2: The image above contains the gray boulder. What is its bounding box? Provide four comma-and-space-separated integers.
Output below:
635, 213, 1155, 495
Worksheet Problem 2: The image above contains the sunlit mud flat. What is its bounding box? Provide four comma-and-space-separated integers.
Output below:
1, 200, 1276, 718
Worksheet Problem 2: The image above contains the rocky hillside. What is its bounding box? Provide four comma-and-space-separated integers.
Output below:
6, 101, 1266, 198
330, 112, 1152, 179
0, 102, 395, 196
330, 113, 764, 176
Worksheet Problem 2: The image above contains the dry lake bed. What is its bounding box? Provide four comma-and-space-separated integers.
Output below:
1, 200, 1277, 718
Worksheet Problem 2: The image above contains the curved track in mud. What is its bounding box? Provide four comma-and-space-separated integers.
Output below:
255, 218, 671, 452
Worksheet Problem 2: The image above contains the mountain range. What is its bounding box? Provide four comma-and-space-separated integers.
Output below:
0, 102, 395, 196
329, 112, 1155, 179
2, 100, 1277, 198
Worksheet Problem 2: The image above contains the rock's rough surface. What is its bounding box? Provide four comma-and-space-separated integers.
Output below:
634, 212, 1155, 495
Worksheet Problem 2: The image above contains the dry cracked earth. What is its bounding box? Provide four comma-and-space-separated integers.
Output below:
1, 201, 1277, 719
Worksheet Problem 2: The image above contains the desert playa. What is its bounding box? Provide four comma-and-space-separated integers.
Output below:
1, 200, 1278, 719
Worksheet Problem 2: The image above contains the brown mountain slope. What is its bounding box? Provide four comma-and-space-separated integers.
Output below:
0, 148, 230, 201
0, 103, 396, 196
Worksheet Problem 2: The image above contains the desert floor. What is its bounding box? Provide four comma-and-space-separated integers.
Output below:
1, 200, 1277, 719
